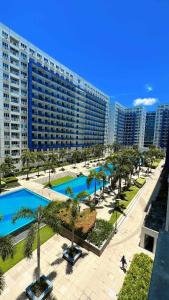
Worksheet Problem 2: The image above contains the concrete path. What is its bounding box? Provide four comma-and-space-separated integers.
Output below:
0, 163, 162, 300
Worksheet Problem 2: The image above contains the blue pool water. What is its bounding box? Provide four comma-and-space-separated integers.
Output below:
94, 163, 114, 177
0, 189, 50, 236
51, 176, 104, 198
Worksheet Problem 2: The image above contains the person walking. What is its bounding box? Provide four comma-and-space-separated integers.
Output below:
121, 255, 127, 271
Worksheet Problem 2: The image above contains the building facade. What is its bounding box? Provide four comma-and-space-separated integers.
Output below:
154, 104, 169, 149
144, 111, 156, 148
0, 23, 109, 166
110, 101, 146, 148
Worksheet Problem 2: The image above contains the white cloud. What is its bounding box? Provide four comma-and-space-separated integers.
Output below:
145, 84, 153, 92
133, 97, 157, 106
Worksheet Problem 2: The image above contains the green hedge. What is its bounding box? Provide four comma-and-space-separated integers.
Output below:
109, 185, 139, 225
118, 253, 153, 300
87, 219, 113, 247
3, 176, 18, 184
135, 177, 146, 188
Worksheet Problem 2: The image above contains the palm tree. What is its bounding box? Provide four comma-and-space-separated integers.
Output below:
21, 150, 35, 180
65, 187, 88, 250
0, 216, 14, 295
58, 148, 67, 165
87, 170, 101, 195
2, 156, 16, 177
44, 152, 57, 187
97, 170, 107, 196
36, 152, 45, 177
12, 205, 61, 283
72, 150, 81, 168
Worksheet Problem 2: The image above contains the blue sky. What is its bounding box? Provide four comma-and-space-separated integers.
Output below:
1, 0, 169, 110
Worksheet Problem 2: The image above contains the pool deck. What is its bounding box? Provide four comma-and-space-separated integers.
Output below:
1, 160, 163, 300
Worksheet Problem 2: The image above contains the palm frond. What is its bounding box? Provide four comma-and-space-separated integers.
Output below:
0, 268, 5, 295
24, 224, 37, 259
12, 208, 34, 223
0, 236, 14, 261
76, 191, 89, 201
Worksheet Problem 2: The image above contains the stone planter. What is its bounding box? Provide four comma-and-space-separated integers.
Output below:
26, 275, 53, 300
63, 246, 82, 265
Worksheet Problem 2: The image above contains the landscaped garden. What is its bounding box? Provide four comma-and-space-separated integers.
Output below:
118, 253, 153, 300
0, 144, 164, 298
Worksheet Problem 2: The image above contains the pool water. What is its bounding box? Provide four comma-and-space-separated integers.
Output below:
0, 189, 50, 236
51, 176, 104, 199
94, 163, 114, 177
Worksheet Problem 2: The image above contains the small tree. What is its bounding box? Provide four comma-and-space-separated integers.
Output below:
36, 152, 45, 177
13, 205, 61, 283
0, 216, 14, 295
65, 187, 88, 251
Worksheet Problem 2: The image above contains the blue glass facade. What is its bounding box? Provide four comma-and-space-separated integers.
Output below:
144, 112, 156, 147
28, 59, 106, 150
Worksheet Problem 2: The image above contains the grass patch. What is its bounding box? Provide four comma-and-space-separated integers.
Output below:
109, 185, 139, 225
118, 253, 153, 300
44, 176, 74, 187
0, 226, 54, 273
135, 177, 146, 188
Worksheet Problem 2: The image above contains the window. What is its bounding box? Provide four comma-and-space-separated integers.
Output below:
3, 73, 9, 80
2, 31, 8, 39
3, 63, 9, 70
21, 42, 27, 49
2, 42, 8, 49
21, 52, 27, 60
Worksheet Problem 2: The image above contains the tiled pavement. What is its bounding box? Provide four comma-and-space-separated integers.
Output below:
1, 163, 162, 300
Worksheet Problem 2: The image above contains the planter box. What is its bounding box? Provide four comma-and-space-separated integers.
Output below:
26, 275, 53, 300
63, 246, 82, 265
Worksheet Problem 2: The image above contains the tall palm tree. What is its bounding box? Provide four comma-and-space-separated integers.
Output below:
65, 187, 88, 250
13, 205, 61, 283
44, 152, 57, 187
87, 170, 101, 195
36, 152, 45, 177
58, 148, 67, 165
0, 216, 14, 295
21, 150, 35, 180
97, 170, 107, 196
72, 150, 81, 168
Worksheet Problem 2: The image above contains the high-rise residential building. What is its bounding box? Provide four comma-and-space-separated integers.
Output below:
110, 101, 146, 148
144, 111, 156, 147
0, 23, 109, 167
154, 104, 169, 149
110, 102, 125, 145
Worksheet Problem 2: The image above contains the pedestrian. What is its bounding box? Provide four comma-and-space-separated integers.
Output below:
121, 255, 127, 270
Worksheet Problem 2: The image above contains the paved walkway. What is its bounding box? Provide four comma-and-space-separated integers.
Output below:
1, 163, 162, 300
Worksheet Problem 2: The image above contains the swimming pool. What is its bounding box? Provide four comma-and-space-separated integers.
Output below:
94, 163, 114, 177
51, 176, 104, 198
0, 189, 50, 236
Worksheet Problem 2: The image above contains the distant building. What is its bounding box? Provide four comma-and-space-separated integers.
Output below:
144, 112, 156, 147
154, 104, 169, 148
110, 102, 146, 149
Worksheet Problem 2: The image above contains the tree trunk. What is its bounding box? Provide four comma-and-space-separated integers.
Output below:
71, 226, 75, 249
37, 221, 41, 282
26, 160, 29, 180
48, 168, 51, 186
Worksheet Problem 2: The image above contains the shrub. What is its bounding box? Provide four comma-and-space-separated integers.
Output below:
87, 219, 113, 247
118, 253, 153, 300
51, 204, 97, 237
4, 176, 18, 184
135, 177, 146, 188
